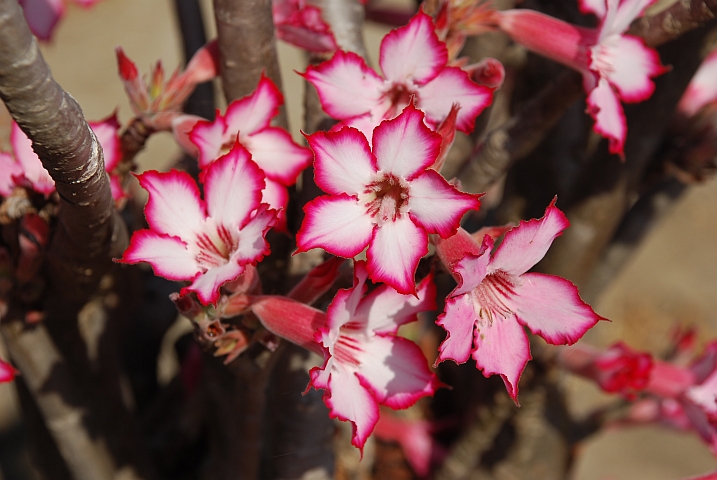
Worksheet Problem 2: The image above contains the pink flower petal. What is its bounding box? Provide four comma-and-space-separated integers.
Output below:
578, 0, 606, 18
0, 153, 22, 197
372, 104, 441, 180
436, 294, 478, 365
452, 247, 491, 297
366, 216, 427, 295
246, 127, 311, 185
490, 200, 569, 276
408, 170, 480, 237
119, 229, 200, 280
0, 359, 17, 383
358, 273, 436, 334
89, 113, 122, 171
296, 195, 374, 257
302, 50, 385, 120
586, 77, 627, 156
472, 314, 531, 402
325, 364, 380, 452
511, 273, 602, 344
136, 169, 206, 240
358, 335, 441, 409
171, 114, 204, 158
307, 127, 377, 196
599, 35, 665, 103
19, 0, 64, 41
379, 12, 447, 85
224, 74, 283, 136
417, 67, 493, 133
184, 257, 246, 305
11, 123, 55, 195
203, 142, 265, 229
233, 204, 277, 263
190, 117, 227, 169
679, 49, 717, 116
262, 179, 289, 231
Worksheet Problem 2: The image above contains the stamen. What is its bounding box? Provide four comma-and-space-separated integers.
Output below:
471, 270, 518, 324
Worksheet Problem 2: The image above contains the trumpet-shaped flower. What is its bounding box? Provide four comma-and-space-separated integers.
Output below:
175, 74, 312, 229
435, 200, 603, 401
308, 261, 442, 452
116, 41, 219, 131
490, 0, 666, 156
302, 11, 493, 139
297, 104, 480, 294
118, 142, 277, 306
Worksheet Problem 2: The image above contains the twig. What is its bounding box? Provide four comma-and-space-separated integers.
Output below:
629, 0, 717, 47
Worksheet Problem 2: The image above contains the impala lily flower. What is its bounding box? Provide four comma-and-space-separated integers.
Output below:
434, 200, 603, 401
490, 0, 666, 156
272, 0, 338, 52
175, 74, 312, 230
118, 142, 277, 306
116, 41, 219, 131
302, 11, 493, 139
19, 0, 102, 41
309, 261, 442, 452
297, 104, 480, 294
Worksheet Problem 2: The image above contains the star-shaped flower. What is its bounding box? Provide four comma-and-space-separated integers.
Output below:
308, 261, 442, 452
297, 104, 480, 294
118, 142, 277, 305
302, 11, 493, 139
435, 200, 603, 401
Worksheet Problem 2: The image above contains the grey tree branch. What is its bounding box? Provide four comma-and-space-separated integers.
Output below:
0, 0, 123, 306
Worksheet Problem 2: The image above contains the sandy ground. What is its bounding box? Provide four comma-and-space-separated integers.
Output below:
0, 0, 716, 478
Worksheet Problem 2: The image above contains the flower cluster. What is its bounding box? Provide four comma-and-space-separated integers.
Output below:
118, 9, 603, 454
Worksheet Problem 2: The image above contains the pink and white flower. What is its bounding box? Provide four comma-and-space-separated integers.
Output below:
0, 359, 16, 383
19, 0, 102, 41
434, 200, 603, 401
308, 261, 442, 452
302, 11, 493, 139
118, 142, 277, 306
176, 74, 312, 230
491, 0, 667, 157
296, 104, 481, 294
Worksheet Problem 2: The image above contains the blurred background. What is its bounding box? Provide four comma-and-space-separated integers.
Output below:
0, 0, 716, 478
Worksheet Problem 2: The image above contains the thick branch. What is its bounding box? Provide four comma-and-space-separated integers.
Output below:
212, 0, 287, 128
0, 0, 122, 305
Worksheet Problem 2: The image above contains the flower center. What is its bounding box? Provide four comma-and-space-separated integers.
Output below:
470, 269, 518, 324
220, 131, 249, 155
381, 81, 418, 118
590, 35, 619, 77
194, 220, 239, 270
362, 173, 410, 225
332, 332, 363, 367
